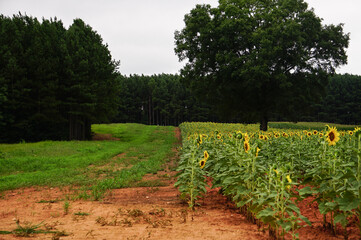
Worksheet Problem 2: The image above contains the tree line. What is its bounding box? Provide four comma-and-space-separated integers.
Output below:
115, 74, 218, 126
305, 74, 361, 125
0, 14, 120, 143
114, 73, 361, 127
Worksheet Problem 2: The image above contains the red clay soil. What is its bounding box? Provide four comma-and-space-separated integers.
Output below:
0, 128, 359, 239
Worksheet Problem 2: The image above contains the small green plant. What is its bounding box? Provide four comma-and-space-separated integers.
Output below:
74, 212, 90, 216
12, 220, 44, 237
63, 201, 70, 215
127, 209, 144, 217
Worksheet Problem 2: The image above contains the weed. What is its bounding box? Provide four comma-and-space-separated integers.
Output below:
149, 207, 166, 217
127, 209, 144, 217
121, 218, 133, 227
95, 216, 108, 226
74, 212, 90, 216
74, 190, 90, 200
63, 201, 70, 215
12, 219, 44, 237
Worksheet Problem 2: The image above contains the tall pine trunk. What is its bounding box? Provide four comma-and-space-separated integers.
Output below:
69, 115, 91, 140
260, 113, 268, 131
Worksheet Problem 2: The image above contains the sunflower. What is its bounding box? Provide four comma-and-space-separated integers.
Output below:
259, 135, 265, 140
348, 130, 354, 136
326, 126, 340, 146
307, 132, 312, 137
256, 147, 261, 157
286, 175, 292, 183
282, 132, 288, 137
244, 133, 249, 142
235, 131, 243, 139
319, 133, 324, 138
274, 133, 280, 138
244, 140, 250, 153
199, 159, 206, 169
204, 150, 209, 160
354, 127, 361, 137
313, 130, 318, 135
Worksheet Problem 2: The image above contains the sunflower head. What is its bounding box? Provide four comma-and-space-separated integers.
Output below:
313, 130, 318, 135
256, 147, 261, 157
204, 150, 209, 160
244, 133, 249, 142
348, 130, 354, 136
244, 140, 250, 153
326, 126, 340, 146
307, 132, 312, 137
259, 135, 265, 140
235, 131, 243, 139
286, 175, 292, 183
197, 134, 203, 144
199, 159, 206, 169
274, 133, 280, 138
354, 127, 361, 138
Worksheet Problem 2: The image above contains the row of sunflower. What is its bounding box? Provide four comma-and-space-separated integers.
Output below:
175, 122, 361, 239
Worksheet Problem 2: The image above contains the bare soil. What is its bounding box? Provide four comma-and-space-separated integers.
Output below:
0, 128, 359, 240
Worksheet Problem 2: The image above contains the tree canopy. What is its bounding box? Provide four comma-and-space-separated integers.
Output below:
174, 0, 350, 130
0, 14, 119, 142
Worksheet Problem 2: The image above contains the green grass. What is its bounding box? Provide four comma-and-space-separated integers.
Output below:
269, 121, 359, 131
0, 123, 177, 193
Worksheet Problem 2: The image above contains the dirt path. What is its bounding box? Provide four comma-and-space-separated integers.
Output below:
0, 128, 359, 239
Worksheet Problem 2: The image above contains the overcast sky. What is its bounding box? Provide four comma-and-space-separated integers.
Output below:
1, 0, 360, 76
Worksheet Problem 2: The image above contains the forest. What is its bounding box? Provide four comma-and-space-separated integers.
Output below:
115, 73, 361, 126
0, 14, 360, 143
0, 14, 120, 142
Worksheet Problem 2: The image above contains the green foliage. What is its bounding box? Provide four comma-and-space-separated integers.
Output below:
115, 74, 217, 126
12, 220, 45, 237
174, 0, 349, 130
269, 122, 358, 131
0, 124, 176, 192
307, 74, 361, 125
0, 14, 120, 143
177, 122, 361, 239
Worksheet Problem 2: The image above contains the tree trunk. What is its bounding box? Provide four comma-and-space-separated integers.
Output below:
148, 95, 152, 125
260, 114, 268, 131
69, 115, 91, 140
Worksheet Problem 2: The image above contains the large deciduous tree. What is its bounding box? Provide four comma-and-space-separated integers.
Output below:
174, 0, 349, 130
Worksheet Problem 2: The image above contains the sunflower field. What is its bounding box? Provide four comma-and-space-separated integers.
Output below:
175, 122, 361, 239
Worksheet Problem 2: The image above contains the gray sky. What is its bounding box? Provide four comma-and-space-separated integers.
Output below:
1, 0, 360, 76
